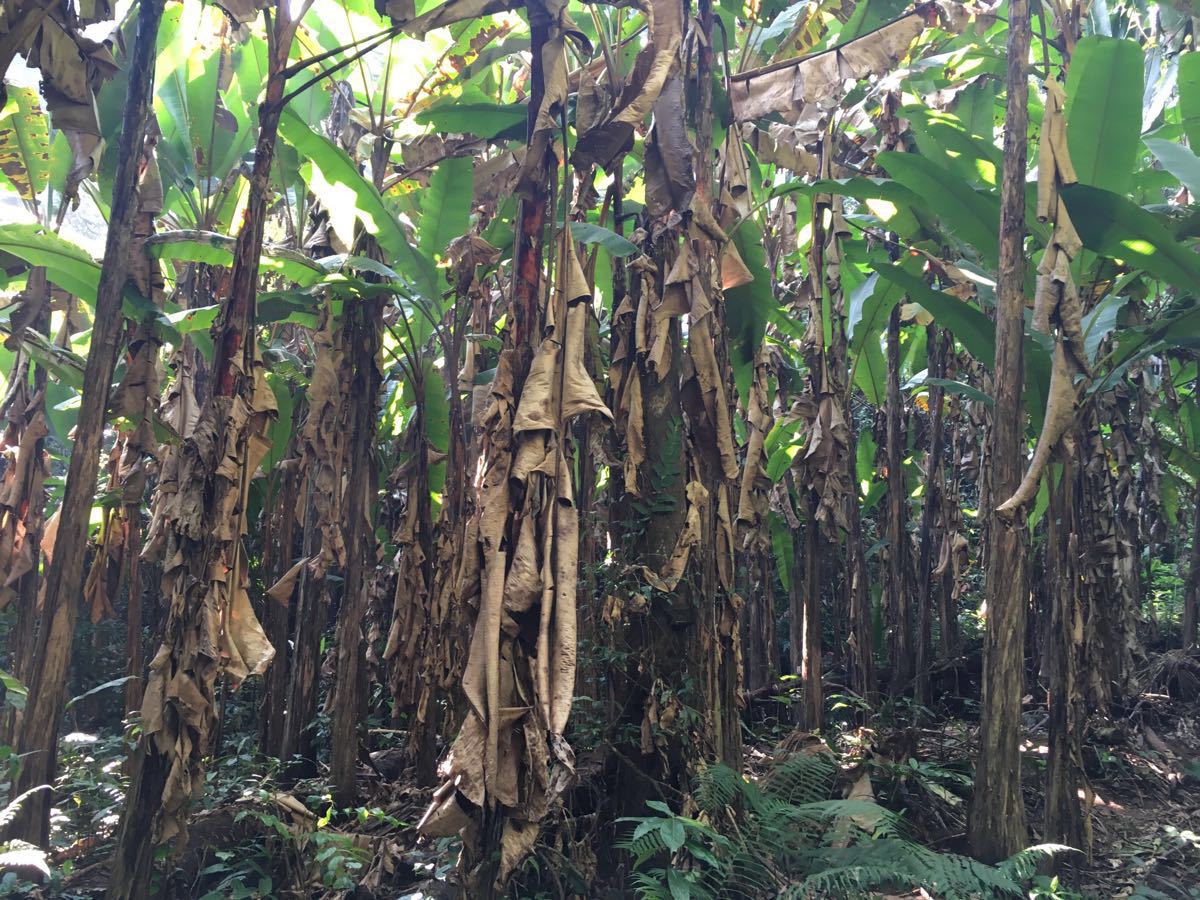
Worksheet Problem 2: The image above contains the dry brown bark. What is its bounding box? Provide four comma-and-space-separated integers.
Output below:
6, 0, 163, 850
258, 455, 301, 758
417, 2, 614, 890
330, 293, 384, 808
106, 3, 299, 895
0, 266, 50, 742
968, 0, 1031, 862
1044, 444, 1092, 855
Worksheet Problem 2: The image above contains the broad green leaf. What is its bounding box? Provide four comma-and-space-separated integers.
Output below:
772, 176, 923, 237
769, 514, 792, 592
1080, 292, 1127, 364
1060, 183, 1200, 294
839, 0, 908, 42
318, 255, 404, 280
856, 427, 878, 490
415, 99, 526, 139
163, 305, 220, 334
870, 264, 995, 366
0, 87, 50, 203
666, 867, 692, 900
848, 256, 923, 352
1065, 36, 1144, 195
852, 331, 887, 407
0, 224, 101, 302
265, 373, 295, 472
902, 105, 1001, 188
395, 362, 451, 495
154, 5, 218, 188
953, 76, 996, 142
1165, 438, 1200, 481
65, 676, 137, 711
877, 152, 1000, 266
1177, 50, 1200, 152
279, 107, 439, 302
908, 375, 993, 407
569, 221, 641, 258
1143, 138, 1200, 196
0, 668, 28, 711
1029, 468, 1052, 529
145, 230, 327, 285
846, 264, 903, 406
420, 156, 473, 261
659, 818, 686, 853
724, 215, 776, 401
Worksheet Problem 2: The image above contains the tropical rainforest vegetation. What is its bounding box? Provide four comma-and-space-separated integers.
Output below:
1, 0, 1199, 896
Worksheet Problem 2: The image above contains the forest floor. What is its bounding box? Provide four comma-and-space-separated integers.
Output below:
41, 649, 1200, 899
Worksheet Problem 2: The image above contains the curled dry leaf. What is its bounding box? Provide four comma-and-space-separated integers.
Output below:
139, 350, 276, 845
0, 399, 48, 608
514, 0, 591, 197
424, 232, 610, 883
9, 5, 119, 208
571, 0, 683, 171
730, 13, 926, 123
997, 79, 1088, 520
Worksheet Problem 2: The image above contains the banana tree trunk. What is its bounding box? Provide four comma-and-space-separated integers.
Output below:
330, 295, 384, 808
7, 0, 164, 849
968, 0, 1031, 862
1186, 472, 1200, 650
885, 304, 912, 696
106, 5, 296, 894
915, 326, 947, 705
1044, 439, 1091, 855
1, 266, 49, 745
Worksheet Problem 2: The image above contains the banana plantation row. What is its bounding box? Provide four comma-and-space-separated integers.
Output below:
0, 0, 1198, 896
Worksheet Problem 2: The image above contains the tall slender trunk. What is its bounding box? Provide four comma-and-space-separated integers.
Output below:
787, 475, 805, 692
123, 511, 144, 716
1, 267, 49, 746
802, 509, 823, 730
845, 479, 877, 703
916, 327, 947, 705
599, 0, 742, 868
1186, 481, 1200, 650
330, 296, 383, 808
886, 304, 911, 696
259, 458, 300, 757
1044, 445, 1091, 854
8, 0, 164, 848
280, 471, 321, 774
968, 0, 1031, 861
939, 352, 963, 660
107, 4, 294, 894
1185, 370, 1200, 650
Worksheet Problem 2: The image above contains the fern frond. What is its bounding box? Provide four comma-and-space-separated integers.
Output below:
791, 863, 916, 898
761, 753, 838, 806
695, 763, 745, 815
624, 752, 1051, 900
998, 843, 1077, 881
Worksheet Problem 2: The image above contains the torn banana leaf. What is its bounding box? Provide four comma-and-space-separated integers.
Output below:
730, 12, 925, 122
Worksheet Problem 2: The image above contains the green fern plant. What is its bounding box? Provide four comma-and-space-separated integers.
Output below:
619, 754, 1070, 899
